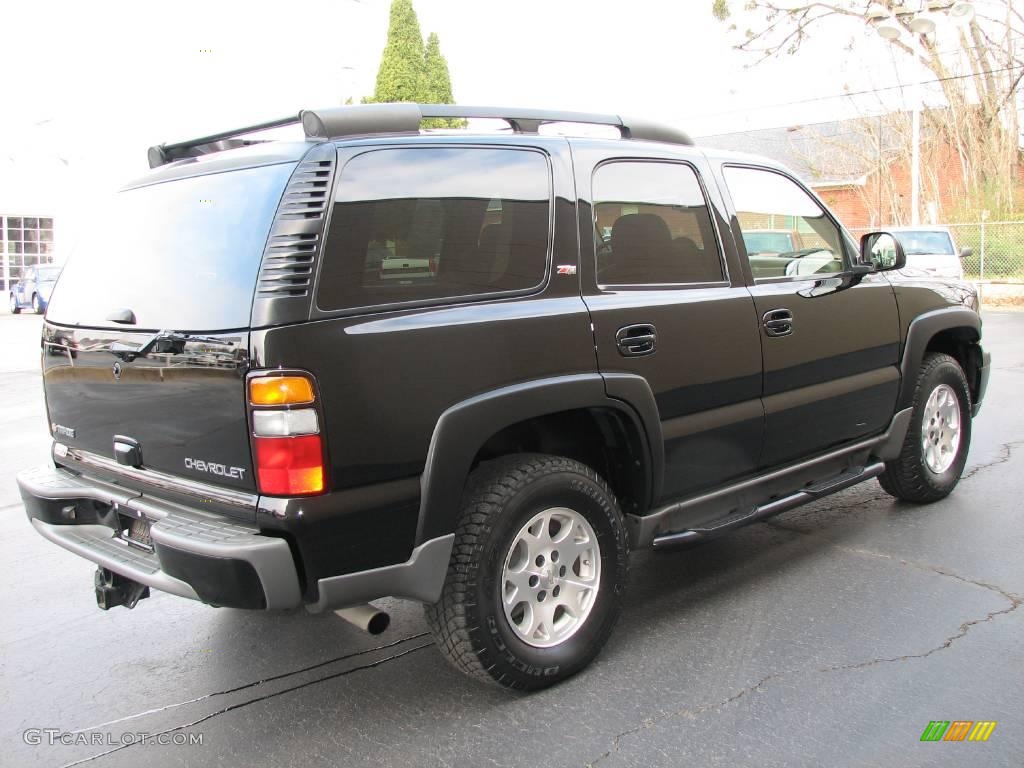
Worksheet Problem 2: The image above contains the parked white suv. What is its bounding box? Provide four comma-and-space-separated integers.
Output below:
890, 226, 972, 280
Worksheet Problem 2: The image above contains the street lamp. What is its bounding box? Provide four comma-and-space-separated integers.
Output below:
871, 1, 975, 39
949, 1, 976, 22
876, 16, 903, 39
909, 10, 939, 34
872, 1, 974, 37
870, 1, 976, 224
867, 3, 890, 20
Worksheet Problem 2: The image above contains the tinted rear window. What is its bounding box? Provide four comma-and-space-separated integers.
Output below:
316, 147, 550, 311
46, 163, 294, 331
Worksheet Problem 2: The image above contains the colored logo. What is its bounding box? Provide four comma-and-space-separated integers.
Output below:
920, 721, 997, 742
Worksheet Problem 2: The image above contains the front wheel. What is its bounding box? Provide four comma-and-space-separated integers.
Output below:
9, 294, 20, 314
879, 352, 972, 502
425, 453, 629, 690
32, 293, 43, 314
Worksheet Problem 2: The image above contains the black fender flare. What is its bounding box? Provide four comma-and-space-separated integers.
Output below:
899, 307, 981, 410
415, 373, 663, 544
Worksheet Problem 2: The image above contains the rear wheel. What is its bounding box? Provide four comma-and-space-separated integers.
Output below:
879, 353, 971, 502
425, 453, 629, 690
9, 294, 19, 314
32, 293, 43, 314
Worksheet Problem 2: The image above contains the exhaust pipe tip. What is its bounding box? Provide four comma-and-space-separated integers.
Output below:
334, 603, 390, 635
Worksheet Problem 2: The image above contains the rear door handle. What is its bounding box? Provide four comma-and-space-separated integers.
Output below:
762, 309, 794, 337
616, 324, 657, 356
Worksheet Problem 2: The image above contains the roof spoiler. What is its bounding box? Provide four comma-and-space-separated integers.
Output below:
147, 104, 694, 168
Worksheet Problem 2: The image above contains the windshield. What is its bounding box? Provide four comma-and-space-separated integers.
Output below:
46, 162, 294, 331
743, 231, 794, 254
36, 266, 61, 281
893, 231, 954, 256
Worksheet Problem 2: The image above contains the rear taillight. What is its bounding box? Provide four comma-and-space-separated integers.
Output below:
253, 434, 324, 495
249, 376, 314, 406
249, 373, 326, 496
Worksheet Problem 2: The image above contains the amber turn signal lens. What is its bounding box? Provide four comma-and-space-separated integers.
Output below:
249, 376, 315, 406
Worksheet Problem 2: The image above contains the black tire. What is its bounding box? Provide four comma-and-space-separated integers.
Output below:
879, 352, 972, 503
32, 293, 43, 314
425, 453, 629, 690
9, 294, 20, 314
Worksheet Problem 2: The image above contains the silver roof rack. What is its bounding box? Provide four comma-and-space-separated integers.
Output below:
148, 104, 693, 168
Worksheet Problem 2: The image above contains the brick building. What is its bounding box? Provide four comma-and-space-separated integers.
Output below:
699, 115, 970, 231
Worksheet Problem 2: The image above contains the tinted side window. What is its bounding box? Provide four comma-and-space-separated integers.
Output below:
592, 161, 724, 285
317, 147, 550, 311
723, 166, 845, 280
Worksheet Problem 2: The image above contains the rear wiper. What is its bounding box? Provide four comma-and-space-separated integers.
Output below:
110, 331, 226, 362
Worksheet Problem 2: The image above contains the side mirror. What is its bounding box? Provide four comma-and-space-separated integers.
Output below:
859, 231, 906, 272
959, 247, 974, 259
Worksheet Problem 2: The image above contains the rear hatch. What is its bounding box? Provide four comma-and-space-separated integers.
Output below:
42, 161, 296, 506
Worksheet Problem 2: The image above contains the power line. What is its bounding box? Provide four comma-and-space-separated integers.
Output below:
690, 64, 1023, 121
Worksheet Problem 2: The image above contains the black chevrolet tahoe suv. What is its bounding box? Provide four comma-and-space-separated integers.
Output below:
18, 104, 991, 690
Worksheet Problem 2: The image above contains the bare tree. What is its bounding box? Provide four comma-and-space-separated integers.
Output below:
713, 0, 1023, 214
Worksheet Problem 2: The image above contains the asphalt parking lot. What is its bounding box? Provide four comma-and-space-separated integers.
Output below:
1, 310, 1021, 768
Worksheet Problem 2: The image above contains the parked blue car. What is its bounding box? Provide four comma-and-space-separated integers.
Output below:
9, 265, 61, 314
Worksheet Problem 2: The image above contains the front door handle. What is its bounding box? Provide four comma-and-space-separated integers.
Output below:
762, 309, 794, 337
616, 323, 657, 356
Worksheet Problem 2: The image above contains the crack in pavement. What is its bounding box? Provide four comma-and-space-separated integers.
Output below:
762, 439, 1020, 520
584, 526, 1020, 768
61, 642, 434, 768
767, 520, 1022, 656
584, 671, 784, 768
70, 631, 430, 734
960, 440, 1024, 479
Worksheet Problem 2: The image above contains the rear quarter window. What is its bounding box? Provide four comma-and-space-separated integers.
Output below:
316, 147, 551, 312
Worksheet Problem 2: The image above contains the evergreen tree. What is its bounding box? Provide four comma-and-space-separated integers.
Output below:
368, 0, 425, 104
362, 0, 464, 129
421, 32, 464, 129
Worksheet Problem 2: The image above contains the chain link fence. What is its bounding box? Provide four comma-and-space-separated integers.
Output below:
850, 222, 1024, 282
948, 222, 1024, 281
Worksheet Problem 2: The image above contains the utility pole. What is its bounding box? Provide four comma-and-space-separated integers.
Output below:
877, 113, 883, 225
911, 99, 921, 226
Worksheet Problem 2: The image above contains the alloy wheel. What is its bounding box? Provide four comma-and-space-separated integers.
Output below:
500, 506, 601, 648
921, 383, 961, 474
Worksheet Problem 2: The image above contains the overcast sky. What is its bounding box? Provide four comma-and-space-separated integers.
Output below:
0, 0, 1007, 250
